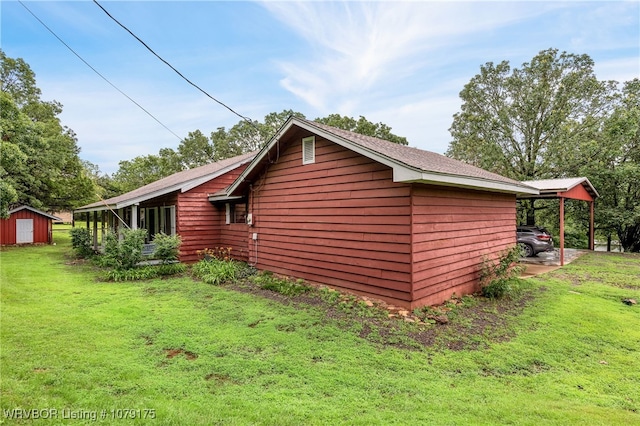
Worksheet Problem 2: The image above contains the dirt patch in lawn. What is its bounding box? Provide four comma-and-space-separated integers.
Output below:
165, 348, 198, 360
222, 279, 541, 352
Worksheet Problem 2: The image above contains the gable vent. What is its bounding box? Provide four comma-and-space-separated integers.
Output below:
302, 136, 315, 164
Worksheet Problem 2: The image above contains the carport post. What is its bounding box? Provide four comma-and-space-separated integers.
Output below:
559, 197, 565, 266
589, 201, 595, 250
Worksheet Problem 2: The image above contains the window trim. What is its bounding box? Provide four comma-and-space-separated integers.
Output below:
302, 136, 315, 165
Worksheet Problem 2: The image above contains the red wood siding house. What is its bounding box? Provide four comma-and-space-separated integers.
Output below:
217, 118, 538, 308
0, 206, 61, 245
74, 152, 255, 262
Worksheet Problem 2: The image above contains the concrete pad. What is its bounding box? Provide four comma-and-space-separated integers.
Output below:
519, 263, 561, 279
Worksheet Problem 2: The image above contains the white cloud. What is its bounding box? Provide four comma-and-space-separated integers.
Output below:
263, 1, 559, 113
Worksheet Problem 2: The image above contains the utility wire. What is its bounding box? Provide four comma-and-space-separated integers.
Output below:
18, 0, 183, 142
93, 0, 260, 133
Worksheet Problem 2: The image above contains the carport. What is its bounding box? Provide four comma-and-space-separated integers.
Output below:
518, 177, 599, 266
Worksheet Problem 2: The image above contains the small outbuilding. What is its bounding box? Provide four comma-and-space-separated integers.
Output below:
0, 206, 62, 245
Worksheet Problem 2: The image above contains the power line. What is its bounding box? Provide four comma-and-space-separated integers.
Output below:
18, 1, 184, 143
92, 0, 259, 134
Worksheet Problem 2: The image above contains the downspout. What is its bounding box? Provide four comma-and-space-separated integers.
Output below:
559, 196, 565, 267
409, 184, 415, 307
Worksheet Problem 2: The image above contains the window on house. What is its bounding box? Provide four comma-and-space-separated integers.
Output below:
302, 136, 315, 164
225, 202, 247, 224
160, 206, 176, 235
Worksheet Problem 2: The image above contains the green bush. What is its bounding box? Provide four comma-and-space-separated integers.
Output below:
192, 258, 245, 285
101, 229, 147, 270
157, 263, 187, 276
250, 271, 311, 297
480, 246, 524, 299
152, 232, 182, 264
104, 263, 186, 282
69, 227, 93, 258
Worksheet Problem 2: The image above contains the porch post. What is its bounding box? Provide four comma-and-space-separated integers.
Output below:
559, 197, 565, 266
101, 211, 106, 245
92, 211, 98, 251
118, 208, 124, 240
131, 205, 138, 230
589, 201, 595, 251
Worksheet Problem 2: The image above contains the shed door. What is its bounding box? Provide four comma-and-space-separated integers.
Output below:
16, 219, 34, 243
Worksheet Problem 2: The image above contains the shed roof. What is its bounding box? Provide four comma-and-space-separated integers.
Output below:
226, 117, 539, 197
520, 177, 599, 199
8, 206, 62, 221
75, 151, 257, 213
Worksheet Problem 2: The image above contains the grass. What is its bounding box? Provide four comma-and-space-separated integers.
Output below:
1, 228, 639, 425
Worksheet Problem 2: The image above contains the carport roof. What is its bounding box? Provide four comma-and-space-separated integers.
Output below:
519, 177, 599, 200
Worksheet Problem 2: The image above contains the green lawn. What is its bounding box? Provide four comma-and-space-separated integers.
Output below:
1, 230, 639, 425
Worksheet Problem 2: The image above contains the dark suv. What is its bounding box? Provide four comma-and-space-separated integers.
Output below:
517, 226, 554, 257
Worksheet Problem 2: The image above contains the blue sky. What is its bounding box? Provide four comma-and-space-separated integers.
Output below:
2, 1, 639, 174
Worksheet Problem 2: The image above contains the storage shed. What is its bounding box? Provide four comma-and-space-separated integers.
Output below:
215, 117, 539, 308
0, 206, 61, 245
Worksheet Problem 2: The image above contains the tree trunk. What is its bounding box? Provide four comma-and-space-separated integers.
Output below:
607, 234, 611, 252
619, 223, 640, 252
525, 200, 536, 225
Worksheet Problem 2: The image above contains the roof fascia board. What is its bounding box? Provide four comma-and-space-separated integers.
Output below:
8, 206, 62, 220
395, 169, 539, 195
73, 205, 113, 213
208, 195, 244, 203
580, 177, 600, 198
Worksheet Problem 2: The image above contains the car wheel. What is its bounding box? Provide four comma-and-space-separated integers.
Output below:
519, 243, 534, 257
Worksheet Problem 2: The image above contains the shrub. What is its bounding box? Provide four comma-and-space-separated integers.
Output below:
192, 258, 243, 285
250, 271, 311, 297
157, 263, 187, 276
101, 229, 147, 270
480, 246, 524, 299
152, 232, 182, 264
69, 227, 93, 258
103, 263, 186, 282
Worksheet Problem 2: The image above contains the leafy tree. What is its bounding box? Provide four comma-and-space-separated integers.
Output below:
0, 50, 95, 212
177, 130, 215, 168
210, 127, 243, 161
574, 79, 640, 252
446, 48, 618, 225
447, 48, 615, 180
315, 114, 408, 145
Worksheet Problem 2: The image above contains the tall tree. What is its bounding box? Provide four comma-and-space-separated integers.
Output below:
573, 79, 640, 252
177, 130, 215, 168
1, 51, 95, 213
446, 48, 616, 180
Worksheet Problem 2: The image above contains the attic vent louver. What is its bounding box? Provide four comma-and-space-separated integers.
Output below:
302, 136, 315, 164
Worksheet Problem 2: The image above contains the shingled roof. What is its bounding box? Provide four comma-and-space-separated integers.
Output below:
226, 117, 538, 196
75, 151, 256, 213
